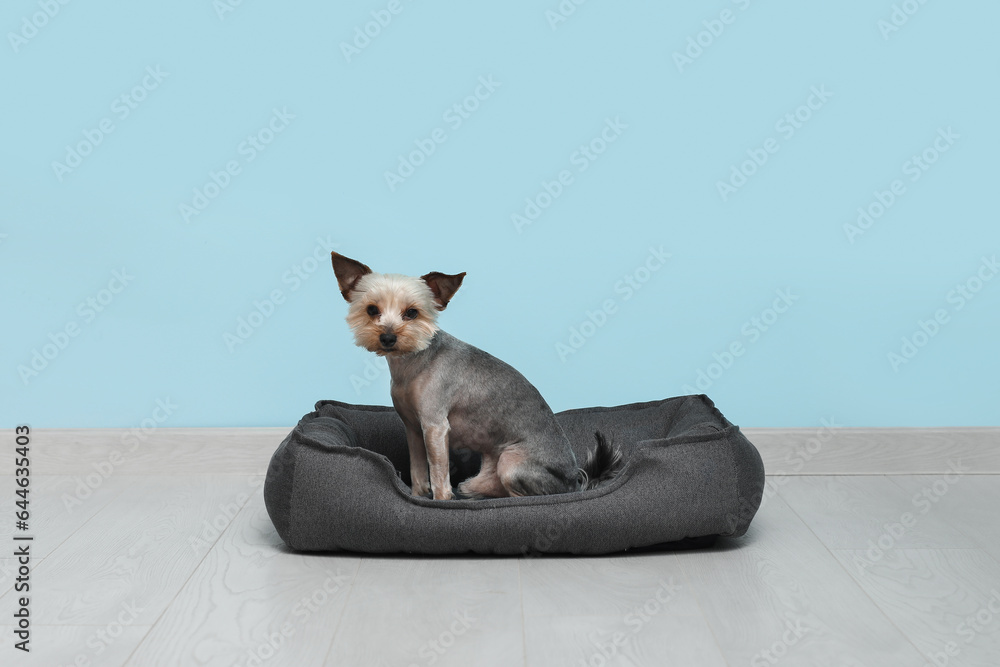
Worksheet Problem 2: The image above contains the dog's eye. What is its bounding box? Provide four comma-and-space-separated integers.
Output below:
403, 308, 418, 320
366, 305, 380, 317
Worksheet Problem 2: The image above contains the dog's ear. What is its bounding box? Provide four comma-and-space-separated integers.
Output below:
421, 271, 466, 310
331, 252, 373, 302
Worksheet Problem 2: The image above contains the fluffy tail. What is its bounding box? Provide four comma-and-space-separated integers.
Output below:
579, 430, 624, 490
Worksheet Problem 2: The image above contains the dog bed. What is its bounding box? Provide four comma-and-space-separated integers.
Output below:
263, 394, 765, 555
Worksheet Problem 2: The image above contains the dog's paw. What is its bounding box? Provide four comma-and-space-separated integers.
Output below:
411, 480, 431, 497
432, 487, 454, 501
456, 480, 485, 500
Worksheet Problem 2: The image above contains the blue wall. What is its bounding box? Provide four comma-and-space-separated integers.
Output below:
3, 1, 998, 428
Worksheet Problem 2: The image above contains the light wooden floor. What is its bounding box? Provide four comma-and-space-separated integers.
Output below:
2, 428, 999, 666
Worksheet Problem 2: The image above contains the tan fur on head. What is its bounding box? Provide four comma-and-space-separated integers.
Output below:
345, 273, 442, 356
333, 252, 465, 356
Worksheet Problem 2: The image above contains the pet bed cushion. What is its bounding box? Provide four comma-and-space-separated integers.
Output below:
263, 394, 765, 555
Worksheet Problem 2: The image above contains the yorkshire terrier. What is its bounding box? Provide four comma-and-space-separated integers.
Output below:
331, 251, 622, 501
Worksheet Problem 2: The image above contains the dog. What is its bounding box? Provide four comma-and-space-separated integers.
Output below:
330, 251, 623, 500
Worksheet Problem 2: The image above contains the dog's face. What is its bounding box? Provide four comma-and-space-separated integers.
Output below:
345, 272, 441, 356
331, 252, 465, 356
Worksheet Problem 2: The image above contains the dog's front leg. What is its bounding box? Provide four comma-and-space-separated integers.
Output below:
422, 420, 453, 500
405, 426, 430, 497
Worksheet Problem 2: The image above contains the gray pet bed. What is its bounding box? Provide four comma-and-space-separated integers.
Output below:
263, 394, 765, 555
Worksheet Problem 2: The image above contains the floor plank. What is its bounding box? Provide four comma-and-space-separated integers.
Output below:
520, 553, 701, 618
326, 557, 524, 667
831, 548, 1000, 667
889, 475, 1000, 564
3, 425, 997, 475
519, 554, 724, 666
679, 493, 927, 665
125, 494, 359, 667
745, 426, 1000, 474
0, 475, 128, 559
523, 612, 727, 667
0, 624, 151, 667
0, 558, 23, 597
0, 475, 253, 626
0, 428, 287, 475
777, 475, 975, 550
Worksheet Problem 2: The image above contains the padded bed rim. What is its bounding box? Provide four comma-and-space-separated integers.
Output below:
279, 394, 750, 513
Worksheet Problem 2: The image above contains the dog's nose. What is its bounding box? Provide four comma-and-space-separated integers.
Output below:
379, 333, 397, 347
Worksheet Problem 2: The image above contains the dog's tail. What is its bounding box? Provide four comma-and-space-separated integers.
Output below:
579, 430, 624, 490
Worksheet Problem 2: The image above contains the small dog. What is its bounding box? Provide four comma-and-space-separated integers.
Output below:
331, 252, 622, 500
